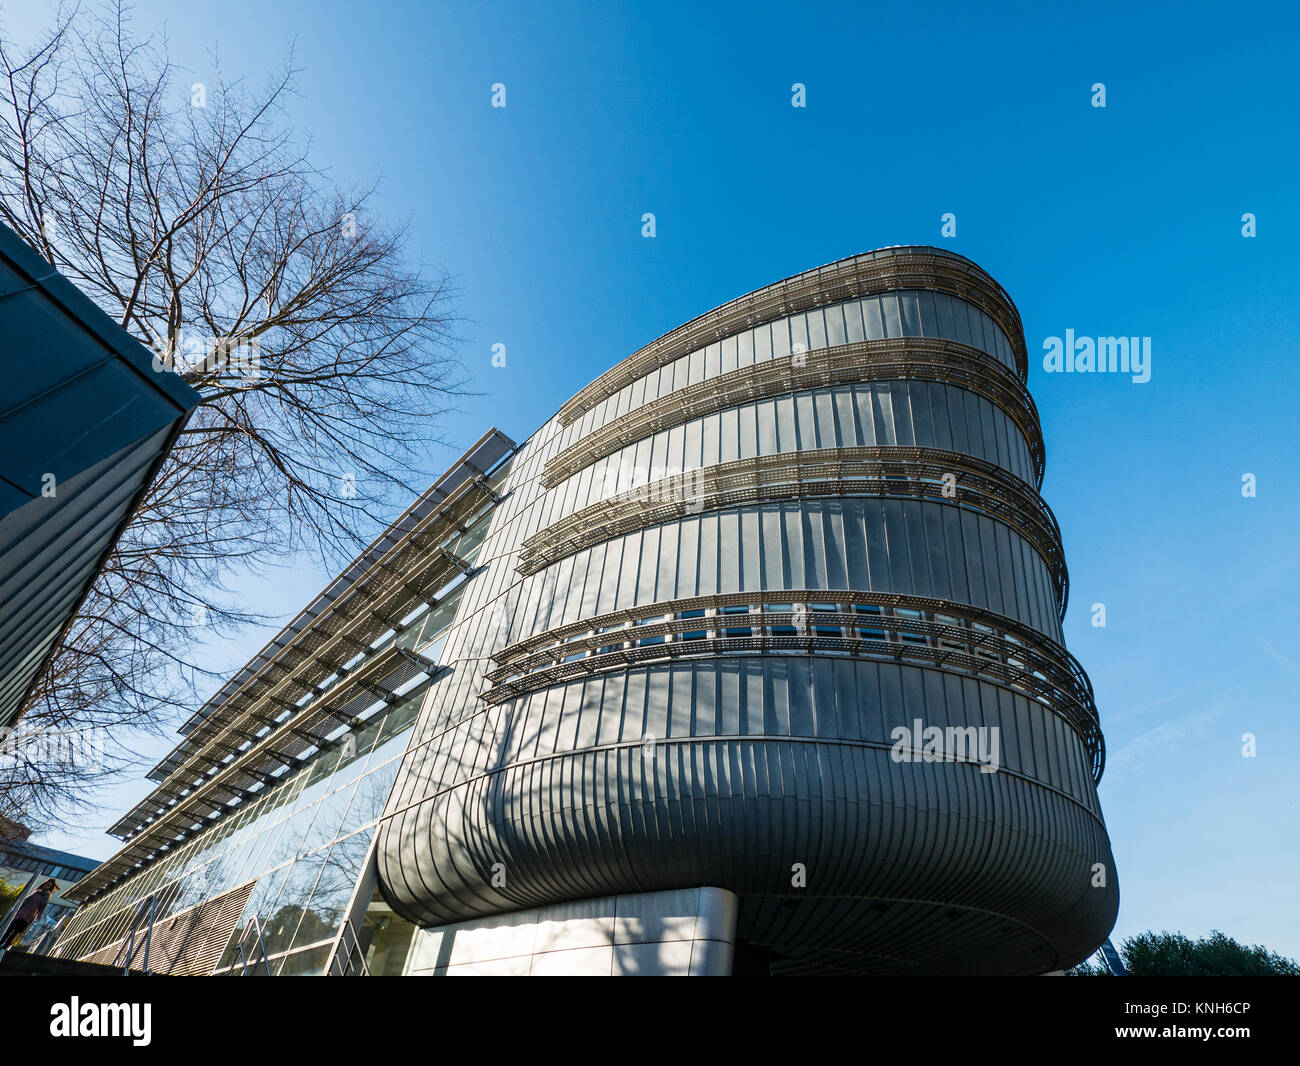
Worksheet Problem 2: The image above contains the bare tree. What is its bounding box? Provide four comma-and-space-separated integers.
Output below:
0, 2, 464, 826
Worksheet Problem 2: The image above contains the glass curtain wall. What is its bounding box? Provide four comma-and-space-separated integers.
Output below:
54, 584, 465, 975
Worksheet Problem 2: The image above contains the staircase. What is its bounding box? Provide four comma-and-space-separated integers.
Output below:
0, 949, 145, 977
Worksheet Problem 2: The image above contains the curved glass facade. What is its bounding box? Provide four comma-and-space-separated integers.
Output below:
375, 246, 1118, 975
52, 585, 464, 975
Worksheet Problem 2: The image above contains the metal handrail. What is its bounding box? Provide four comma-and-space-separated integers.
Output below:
520, 446, 1067, 614
112, 893, 158, 975
544, 339, 1043, 489
30, 907, 75, 956
481, 590, 1106, 782
235, 917, 273, 976
328, 918, 370, 977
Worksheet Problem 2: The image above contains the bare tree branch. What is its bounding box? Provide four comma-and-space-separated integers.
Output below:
0, 0, 465, 827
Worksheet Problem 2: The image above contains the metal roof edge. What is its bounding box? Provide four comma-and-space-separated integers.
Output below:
169, 427, 515, 744
0, 222, 199, 414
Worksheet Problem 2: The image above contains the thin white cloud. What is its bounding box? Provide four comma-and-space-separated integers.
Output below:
1107, 709, 1221, 774
1260, 639, 1300, 684
1106, 678, 1240, 723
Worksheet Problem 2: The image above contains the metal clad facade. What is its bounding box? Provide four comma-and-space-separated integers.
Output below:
0, 223, 198, 729
375, 247, 1118, 975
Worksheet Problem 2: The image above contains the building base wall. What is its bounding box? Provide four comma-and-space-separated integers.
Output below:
402, 886, 738, 976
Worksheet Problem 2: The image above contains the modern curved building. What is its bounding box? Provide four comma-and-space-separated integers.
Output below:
375, 246, 1118, 976
54, 246, 1117, 977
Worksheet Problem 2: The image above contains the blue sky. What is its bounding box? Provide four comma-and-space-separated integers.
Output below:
10, 1, 1299, 961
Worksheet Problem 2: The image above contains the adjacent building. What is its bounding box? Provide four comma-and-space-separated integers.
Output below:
0, 222, 198, 731
0, 817, 98, 951
54, 247, 1119, 975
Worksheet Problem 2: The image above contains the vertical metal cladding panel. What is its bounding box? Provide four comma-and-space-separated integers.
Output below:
376, 248, 1118, 974
507, 503, 1063, 641
0, 224, 199, 729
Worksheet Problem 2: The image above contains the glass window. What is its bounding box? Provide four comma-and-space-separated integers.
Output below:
855, 604, 886, 639
216, 862, 293, 971
677, 609, 707, 641
288, 830, 373, 956
789, 314, 809, 356
720, 334, 737, 375
303, 779, 362, 856
770, 316, 791, 359
767, 604, 796, 636
363, 903, 417, 976
737, 329, 755, 367
701, 341, 718, 381
263, 805, 317, 871
446, 507, 492, 564
259, 853, 327, 958
843, 300, 865, 343
633, 615, 666, 647
806, 308, 827, 351
687, 347, 705, 386
825, 304, 846, 347
899, 291, 922, 336
806, 602, 839, 637
275, 944, 330, 976
343, 770, 397, 829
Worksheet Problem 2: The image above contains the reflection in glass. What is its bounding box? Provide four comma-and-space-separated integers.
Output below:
259, 852, 327, 957
276, 944, 329, 976
286, 829, 374, 955
57, 674, 431, 969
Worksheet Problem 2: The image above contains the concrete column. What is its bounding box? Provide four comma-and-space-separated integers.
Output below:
403, 886, 739, 976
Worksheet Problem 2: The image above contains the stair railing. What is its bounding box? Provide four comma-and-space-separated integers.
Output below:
235, 916, 273, 976
112, 893, 159, 975
326, 918, 370, 976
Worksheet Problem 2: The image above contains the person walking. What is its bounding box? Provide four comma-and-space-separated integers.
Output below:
3, 878, 59, 949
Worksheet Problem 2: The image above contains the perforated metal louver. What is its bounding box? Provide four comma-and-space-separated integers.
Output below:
76, 881, 254, 975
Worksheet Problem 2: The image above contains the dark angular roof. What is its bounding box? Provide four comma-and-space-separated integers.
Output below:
0, 836, 99, 877
0, 223, 199, 730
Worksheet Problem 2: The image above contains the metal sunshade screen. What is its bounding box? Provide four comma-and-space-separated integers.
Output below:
76, 434, 514, 875
555, 248, 1028, 427
501, 501, 1064, 642
541, 354, 1043, 492
172, 428, 512, 742
75, 881, 254, 975
43, 463, 504, 907
542, 335, 1041, 489
74, 650, 438, 900
0, 222, 198, 730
